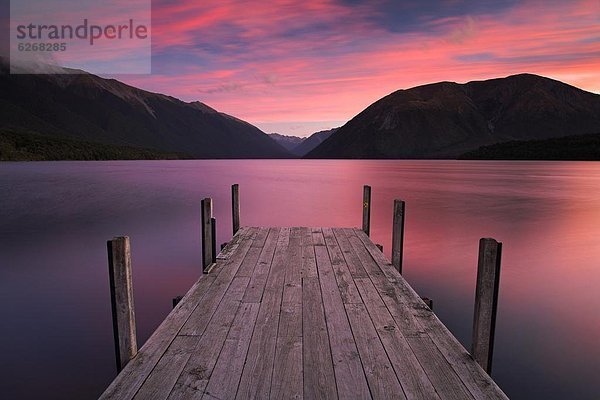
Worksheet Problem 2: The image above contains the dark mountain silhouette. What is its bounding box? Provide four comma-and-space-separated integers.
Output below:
0, 59, 290, 159
306, 74, 600, 159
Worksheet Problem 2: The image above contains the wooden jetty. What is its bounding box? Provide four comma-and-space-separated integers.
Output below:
100, 186, 507, 400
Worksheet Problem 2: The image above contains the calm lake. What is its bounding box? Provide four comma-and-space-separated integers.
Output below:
1, 160, 599, 399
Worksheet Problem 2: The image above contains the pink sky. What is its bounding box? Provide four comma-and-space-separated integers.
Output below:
118, 0, 600, 136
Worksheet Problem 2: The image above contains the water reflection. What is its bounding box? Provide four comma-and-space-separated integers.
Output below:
1, 160, 599, 399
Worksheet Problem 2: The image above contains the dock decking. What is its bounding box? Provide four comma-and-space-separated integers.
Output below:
100, 227, 508, 400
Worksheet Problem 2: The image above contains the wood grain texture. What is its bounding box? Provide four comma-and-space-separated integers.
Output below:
322, 227, 362, 304
236, 228, 290, 399
472, 238, 502, 374
101, 226, 508, 400
232, 183, 240, 235
202, 303, 260, 400
354, 278, 440, 400
201, 198, 213, 271
345, 303, 406, 400
314, 245, 371, 399
353, 228, 508, 400
168, 277, 251, 399
99, 229, 254, 400
271, 229, 303, 400
107, 236, 137, 372
303, 277, 338, 400
332, 228, 368, 278
243, 228, 279, 302
362, 185, 371, 236
391, 200, 405, 274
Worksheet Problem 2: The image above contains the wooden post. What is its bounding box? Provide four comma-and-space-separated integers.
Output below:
211, 217, 217, 263
232, 184, 240, 235
421, 297, 433, 310
362, 185, 371, 236
107, 236, 138, 372
472, 238, 502, 374
391, 199, 406, 274
172, 295, 183, 308
201, 198, 213, 272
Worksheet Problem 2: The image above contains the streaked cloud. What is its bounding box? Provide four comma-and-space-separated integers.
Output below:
110, 0, 600, 135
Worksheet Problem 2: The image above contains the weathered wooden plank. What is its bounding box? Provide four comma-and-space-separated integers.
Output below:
301, 227, 318, 278
179, 229, 257, 336
236, 228, 291, 399
270, 337, 303, 400
353, 229, 508, 400
271, 231, 303, 400
472, 238, 502, 374
354, 278, 440, 400
168, 276, 251, 399
322, 227, 362, 304
107, 236, 137, 372
409, 308, 509, 400
286, 228, 304, 285
99, 230, 254, 400
235, 227, 270, 277
104, 226, 508, 400
344, 229, 426, 338
332, 228, 368, 278
345, 303, 406, 400
303, 277, 338, 399
217, 224, 253, 261
251, 227, 270, 248
314, 245, 371, 399
132, 336, 196, 400
235, 246, 262, 277
277, 230, 303, 338
243, 228, 279, 302
311, 227, 326, 246
406, 337, 474, 400
202, 302, 260, 400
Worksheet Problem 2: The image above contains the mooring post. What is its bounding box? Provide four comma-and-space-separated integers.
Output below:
232, 184, 240, 235
472, 238, 502, 374
422, 297, 433, 310
391, 199, 406, 274
172, 295, 183, 309
362, 185, 371, 236
201, 198, 214, 272
211, 217, 217, 263
107, 236, 138, 373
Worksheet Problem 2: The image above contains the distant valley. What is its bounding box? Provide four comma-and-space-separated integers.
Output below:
269, 129, 337, 157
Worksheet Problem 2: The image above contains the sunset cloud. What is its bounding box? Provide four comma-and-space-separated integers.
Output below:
113, 0, 600, 135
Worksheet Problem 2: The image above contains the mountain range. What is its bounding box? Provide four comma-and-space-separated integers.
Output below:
2, 59, 600, 161
306, 74, 600, 158
0, 58, 289, 159
269, 128, 337, 157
